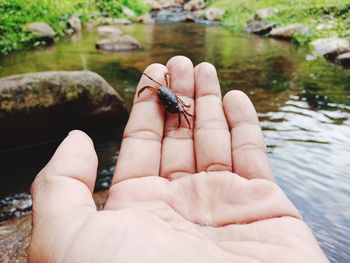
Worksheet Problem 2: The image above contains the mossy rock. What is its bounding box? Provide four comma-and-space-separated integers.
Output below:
0, 71, 128, 151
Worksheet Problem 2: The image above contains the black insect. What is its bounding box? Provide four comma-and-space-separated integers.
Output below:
138, 72, 193, 129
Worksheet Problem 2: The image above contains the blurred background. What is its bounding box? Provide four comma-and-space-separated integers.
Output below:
0, 0, 349, 262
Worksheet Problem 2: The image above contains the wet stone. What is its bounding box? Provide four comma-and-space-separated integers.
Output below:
336, 52, 350, 68
97, 25, 123, 37
152, 7, 187, 23
96, 35, 141, 51
310, 38, 350, 60
25, 22, 55, 43
244, 21, 277, 35
269, 24, 311, 40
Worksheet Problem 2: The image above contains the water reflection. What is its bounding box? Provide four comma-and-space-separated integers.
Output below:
0, 23, 349, 262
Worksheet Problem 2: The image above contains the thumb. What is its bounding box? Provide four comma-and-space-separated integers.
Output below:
31, 130, 98, 220
29, 130, 98, 262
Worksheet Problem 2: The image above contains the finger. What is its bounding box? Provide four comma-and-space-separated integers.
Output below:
160, 56, 195, 179
194, 63, 232, 172
31, 130, 97, 219
223, 91, 273, 180
112, 64, 167, 183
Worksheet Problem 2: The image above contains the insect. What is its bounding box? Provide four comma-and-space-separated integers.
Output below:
138, 72, 193, 129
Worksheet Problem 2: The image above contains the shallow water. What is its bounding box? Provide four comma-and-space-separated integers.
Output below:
0, 24, 349, 262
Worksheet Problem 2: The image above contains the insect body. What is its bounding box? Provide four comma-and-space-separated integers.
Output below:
138, 72, 193, 129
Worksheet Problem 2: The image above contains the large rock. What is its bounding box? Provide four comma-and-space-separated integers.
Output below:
96, 35, 141, 51
336, 52, 350, 68
269, 24, 311, 40
254, 8, 278, 20
0, 71, 128, 151
184, 0, 205, 11
205, 7, 224, 21
0, 190, 108, 263
25, 22, 55, 43
310, 38, 350, 60
244, 21, 276, 35
97, 25, 123, 37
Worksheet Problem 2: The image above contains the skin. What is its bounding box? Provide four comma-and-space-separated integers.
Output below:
29, 56, 329, 263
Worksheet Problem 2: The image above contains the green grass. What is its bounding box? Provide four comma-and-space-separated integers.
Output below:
0, 0, 148, 54
209, 0, 350, 44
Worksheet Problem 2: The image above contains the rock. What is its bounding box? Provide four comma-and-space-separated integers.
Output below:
0, 190, 108, 263
205, 7, 224, 21
310, 38, 350, 60
67, 15, 82, 33
112, 18, 132, 25
0, 214, 31, 263
184, 0, 205, 11
244, 21, 276, 35
0, 71, 128, 151
185, 12, 196, 23
145, 0, 181, 10
25, 22, 55, 43
97, 25, 123, 37
254, 8, 278, 20
122, 6, 136, 17
269, 24, 311, 40
153, 7, 186, 23
138, 13, 155, 24
316, 20, 336, 31
336, 52, 350, 68
96, 35, 141, 51
97, 17, 132, 26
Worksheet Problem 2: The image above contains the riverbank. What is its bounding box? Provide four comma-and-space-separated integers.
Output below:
1, 1, 349, 57
0, 0, 148, 54
210, 0, 350, 45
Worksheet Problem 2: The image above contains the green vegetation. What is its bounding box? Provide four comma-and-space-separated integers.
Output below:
0, 0, 148, 54
209, 0, 350, 44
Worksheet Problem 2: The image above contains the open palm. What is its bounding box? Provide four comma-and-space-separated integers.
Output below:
29, 56, 328, 262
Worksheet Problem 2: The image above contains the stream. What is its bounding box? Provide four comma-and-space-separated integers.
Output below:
0, 23, 349, 262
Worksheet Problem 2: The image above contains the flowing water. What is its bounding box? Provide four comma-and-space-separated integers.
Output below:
0, 24, 349, 262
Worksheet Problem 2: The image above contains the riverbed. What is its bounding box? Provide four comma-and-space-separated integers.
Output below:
0, 23, 349, 262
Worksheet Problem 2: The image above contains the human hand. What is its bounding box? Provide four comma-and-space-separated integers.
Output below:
29, 56, 329, 262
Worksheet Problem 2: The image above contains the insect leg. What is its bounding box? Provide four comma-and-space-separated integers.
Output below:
177, 112, 182, 128
183, 108, 193, 117
182, 112, 191, 129
137, 86, 157, 97
142, 72, 163, 86
177, 97, 191, 108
